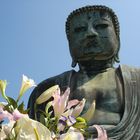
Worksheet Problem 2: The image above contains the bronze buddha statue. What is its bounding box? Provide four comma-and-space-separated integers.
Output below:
28, 5, 140, 139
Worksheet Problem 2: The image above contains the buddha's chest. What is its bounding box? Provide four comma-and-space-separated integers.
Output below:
70, 68, 123, 113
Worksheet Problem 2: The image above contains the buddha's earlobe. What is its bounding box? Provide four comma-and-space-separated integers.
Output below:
71, 60, 77, 68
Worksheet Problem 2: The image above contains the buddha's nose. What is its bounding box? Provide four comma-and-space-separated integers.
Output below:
86, 26, 98, 39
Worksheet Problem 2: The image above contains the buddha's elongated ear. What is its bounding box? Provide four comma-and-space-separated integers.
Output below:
71, 60, 77, 68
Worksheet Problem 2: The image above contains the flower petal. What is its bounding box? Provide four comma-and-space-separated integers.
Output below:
15, 117, 52, 140
18, 75, 36, 102
52, 87, 70, 118
2, 121, 15, 137
0, 80, 9, 102
0, 80, 7, 96
60, 127, 84, 140
93, 125, 108, 140
81, 100, 96, 122
52, 89, 61, 118
0, 107, 13, 121
36, 85, 59, 104
67, 115, 76, 126
59, 88, 70, 111
72, 98, 86, 117
57, 116, 67, 132
67, 99, 79, 110
62, 108, 73, 118
12, 109, 29, 121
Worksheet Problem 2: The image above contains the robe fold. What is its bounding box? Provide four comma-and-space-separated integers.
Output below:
107, 65, 140, 139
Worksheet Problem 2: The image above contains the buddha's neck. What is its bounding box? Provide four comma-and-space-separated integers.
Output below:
78, 60, 113, 75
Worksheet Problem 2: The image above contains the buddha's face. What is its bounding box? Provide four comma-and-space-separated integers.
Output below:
68, 11, 119, 63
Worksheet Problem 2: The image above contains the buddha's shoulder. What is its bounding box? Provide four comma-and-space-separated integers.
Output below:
36, 70, 76, 92
118, 64, 140, 74
116, 65, 140, 83
29, 70, 76, 98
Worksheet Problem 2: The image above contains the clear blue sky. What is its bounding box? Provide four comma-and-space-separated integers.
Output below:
0, 0, 140, 108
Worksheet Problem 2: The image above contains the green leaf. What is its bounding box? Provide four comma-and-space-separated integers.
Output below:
22, 108, 30, 114
18, 102, 24, 112
4, 104, 11, 112
44, 117, 49, 127
39, 114, 45, 125
47, 110, 53, 118
7, 96, 17, 109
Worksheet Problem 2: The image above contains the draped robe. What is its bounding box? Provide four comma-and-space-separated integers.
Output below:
28, 65, 140, 140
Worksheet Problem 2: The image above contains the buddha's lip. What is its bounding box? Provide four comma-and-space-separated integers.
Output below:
77, 50, 103, 61
84, 44, 102, 53
84, 49, 102, 55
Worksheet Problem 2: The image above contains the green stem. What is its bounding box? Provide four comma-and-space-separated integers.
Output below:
16, 91, 23, 103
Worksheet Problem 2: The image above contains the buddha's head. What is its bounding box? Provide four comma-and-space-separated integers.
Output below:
65, 5, 120, 67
